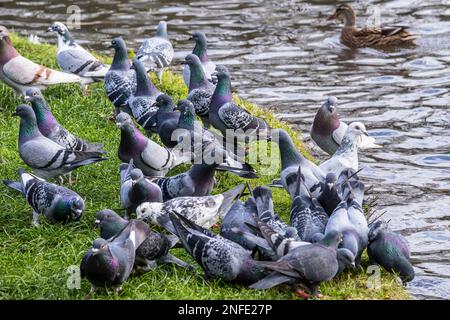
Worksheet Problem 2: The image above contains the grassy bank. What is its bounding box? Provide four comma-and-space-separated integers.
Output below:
0, 34, 409, 299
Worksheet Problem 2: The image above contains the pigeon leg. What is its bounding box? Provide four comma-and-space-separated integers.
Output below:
82, 84, 89, 96
58, 176, 64, 185
31, 211, 40, 227
68, 173, 74, 186
84, 286, 96, 299
159, 254, 195, 270
139, 259, 158, 272
113, 285, 122, 293
156, 69, 163, 84
293, 287, 311, 300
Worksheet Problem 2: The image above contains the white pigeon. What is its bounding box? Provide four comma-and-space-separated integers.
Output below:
0, 26, 86, 97
47, 22, 110, 84
319, 122, 368, 176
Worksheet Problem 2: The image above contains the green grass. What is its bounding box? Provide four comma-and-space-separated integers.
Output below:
0, 34, 409, 300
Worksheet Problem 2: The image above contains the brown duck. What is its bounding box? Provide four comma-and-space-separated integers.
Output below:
327, 4, 417, 48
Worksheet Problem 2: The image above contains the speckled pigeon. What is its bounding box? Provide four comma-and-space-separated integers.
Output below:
183, 31, 216, 87
183, 54, 215, 127
168, 211, 266, 284
274, 128, 325, 198
136, 21, 173, 82
322, 189, 368, 266
137, 183, 245, 233
253, 186, 299, 239
367, 220, 415, 283
25, 88, 104, 152
119, 160, 162, 218
104, 37, 136, 112
14, 105, 107, 180
116, 112, 190, 177
319, 122, 368, 177
170, 100, 256, 178
209, 65, 271, 141
290, 166, 328, 242
249, 231, 342, 297
95, 209, 193, 271
80, 220, 145, 292
47, 22, 109, 87
0, 26, 84, 97
310, 97, 380, 155
3, 168, 84, 226
127, 58, 162, 132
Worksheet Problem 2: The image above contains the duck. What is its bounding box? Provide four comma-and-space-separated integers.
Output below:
327, 4, 417, 48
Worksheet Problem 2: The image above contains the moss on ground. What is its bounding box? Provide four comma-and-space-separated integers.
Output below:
0, 34, 409, 300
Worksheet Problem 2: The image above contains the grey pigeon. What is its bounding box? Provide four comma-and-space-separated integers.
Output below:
220, 197, 258, 251
319, 122, 368, 177
336, 248, 356, 275
127, 58, 162, 131
105, 37, 137, 112
47, 22, 109, 87
337, 168, 365, 207
137, 183, 246, 233
311, 97, 380, 155
249, 231, 343, 297
253, 186, 299, 239
183, 31, 216, 87
322, 188, 369, 266
168, 211, 266, 284
80, 220, 145, 291
95, 209, 193, 270
3, 168, 84, 226
274, 128, 325, 198
183, 54, 215, 127
290, 166, 328, 242
171, 100, 256, 178
136, 21, 173, 82
14, 105, 107, 180
152, 94, 179, 132
119, 160, 162, 218
209, 65, 271, 141
25, 88, 104, 152
116, 112, 189, 177
0, 26, 84, 97
367, 220, 415, 283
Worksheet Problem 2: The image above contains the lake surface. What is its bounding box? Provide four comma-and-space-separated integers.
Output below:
1, 0, 449, 299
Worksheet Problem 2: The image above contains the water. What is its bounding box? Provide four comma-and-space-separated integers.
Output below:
1, 0, 449, 299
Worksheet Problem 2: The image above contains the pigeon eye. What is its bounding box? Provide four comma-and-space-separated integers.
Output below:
32, 92, 37, 96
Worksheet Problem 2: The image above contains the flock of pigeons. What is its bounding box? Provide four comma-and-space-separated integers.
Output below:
0, 17, 415, 298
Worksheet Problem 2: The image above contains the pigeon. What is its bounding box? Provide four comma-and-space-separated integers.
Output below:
116, 112, 189, 177
95, 209, 193, 270
152, 94, 179, 132
3, 168, 84, 226
127, 58, 162, 131
316, 173, 341, 216
80, 220, 145, 291
183, 31, 216, 87
252, 186, 299, 239
183, 54, 215, 127
136, 183, 245, 233
170, 100, 256, 178
310, 97, 380, 155
322, 187, 369, 266
47, 22, 109, 86
136, 21, 173, 82
367, 220, 415, 283
119, 160, 163, 218
290, 166, 328, 242
319, 122, 368, 177
336, 248, 356, 275
220, 198, 258, 251
337, 168, 365, 207
208, 65, 271, 141
104, 37, 137, 112
13, 105, 107, 180
249, 230, 343, 297
0, 26, 84, 97
25, 88, 104, 152
168, 211, 266, 284
274, 128, 325, 198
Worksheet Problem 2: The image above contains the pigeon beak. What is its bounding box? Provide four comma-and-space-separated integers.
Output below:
107, 44, 113, 49
327, 183, 334, 189
94, 219, 100, 225
327, 11, 337, 21
351, 262, 356, 268
188, 36, 194, 41
115, 122, 123, 129
91, 248, 99, 254
131, 180, 137, 187
12, 112, 18, 117
179, 60, 188, 65
24, 96, 31, 102
46, 27, 53, 33
363, 131, 369, 137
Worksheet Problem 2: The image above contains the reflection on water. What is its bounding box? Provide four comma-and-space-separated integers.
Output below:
1, 0, 449, 299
